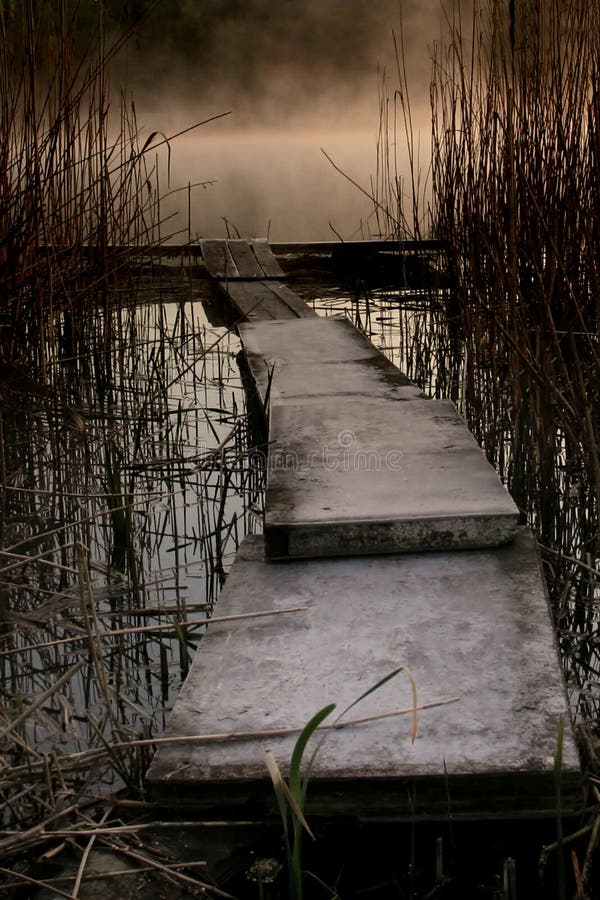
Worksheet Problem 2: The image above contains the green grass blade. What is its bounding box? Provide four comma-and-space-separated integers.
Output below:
289, 702, 336, 799
264, 749, 315, 839
302, 667, 417, 807
264, 750, 291, 851
338, 666, 411, 719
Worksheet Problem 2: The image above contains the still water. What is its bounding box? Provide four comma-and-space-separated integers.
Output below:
0, 271, 262, 821
155, 117, 432, 242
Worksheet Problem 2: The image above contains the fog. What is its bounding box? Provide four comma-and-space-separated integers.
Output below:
118, 1, 444, 241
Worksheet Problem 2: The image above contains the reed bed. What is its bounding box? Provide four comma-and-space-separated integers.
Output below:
306, 2, 600, 891
0, 279, 264, 889
1, 1, 158, 375
422, 0, 600, 728
0, 3, 264, 894
368, 0, 600, 727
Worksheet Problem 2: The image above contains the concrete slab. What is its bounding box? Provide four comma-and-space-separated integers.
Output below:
147, 531, 581, 819
241, 317, 397, 374
264, 396, 519, 558
239, 317, 519, 557
240, 317, 422, 403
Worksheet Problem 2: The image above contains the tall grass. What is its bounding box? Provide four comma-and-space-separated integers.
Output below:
0, 4, 263, 893
328, 3, 600, 889
0, 0, 166, 376
411, 0, 600, 723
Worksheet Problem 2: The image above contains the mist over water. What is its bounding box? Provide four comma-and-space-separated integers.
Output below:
122, 1, 442, 241
162, 130, 379, 242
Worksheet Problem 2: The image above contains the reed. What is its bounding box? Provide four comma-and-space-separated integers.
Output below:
368, 0, 600, 727
0, 4, 261, 894
343, 2, 600, 892
422, 0, 600, 725
0, 1, 161, 376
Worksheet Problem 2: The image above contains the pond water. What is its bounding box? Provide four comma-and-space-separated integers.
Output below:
153, 114, 433, 243
0, 268, 263, 823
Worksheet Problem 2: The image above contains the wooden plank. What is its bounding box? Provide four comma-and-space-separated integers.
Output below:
251, 239, 285, 277
268, 283, 318, 317
220, 282, 271, 319
227, 240, 264, 278
200, 240, 239, 279
219, 281, 313, 321
221, 281, 301, 320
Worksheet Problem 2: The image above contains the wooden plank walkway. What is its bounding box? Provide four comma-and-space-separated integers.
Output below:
148, 239, 581, 821
200, 238, 314, 320
201, 238, 285, 280
224, 281, 316, 321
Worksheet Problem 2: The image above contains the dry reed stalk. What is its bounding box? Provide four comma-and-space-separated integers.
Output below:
0, 695, 460, 787
94, 840, 236, 899
0, 6, 255, 884
371, 10, 600, 889
0, 658, 85, 745
411, 0, 600, 717
366, 2, 600, 890
24, 859, 209, 889
0, 865, 75, 899
0, 604, 309, 658
71, 804, 112, 897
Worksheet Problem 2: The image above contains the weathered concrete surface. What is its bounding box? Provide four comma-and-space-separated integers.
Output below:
265, 396, 519, 558
239, 317, 519, 557
147, 531, 581, 819
224, 280, 316, 321
240, 317, 422, 403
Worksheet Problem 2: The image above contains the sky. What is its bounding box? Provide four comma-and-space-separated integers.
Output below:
115, 1, 445, 241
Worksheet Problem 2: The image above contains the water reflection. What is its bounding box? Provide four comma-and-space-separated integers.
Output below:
0, 268, 263, 822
